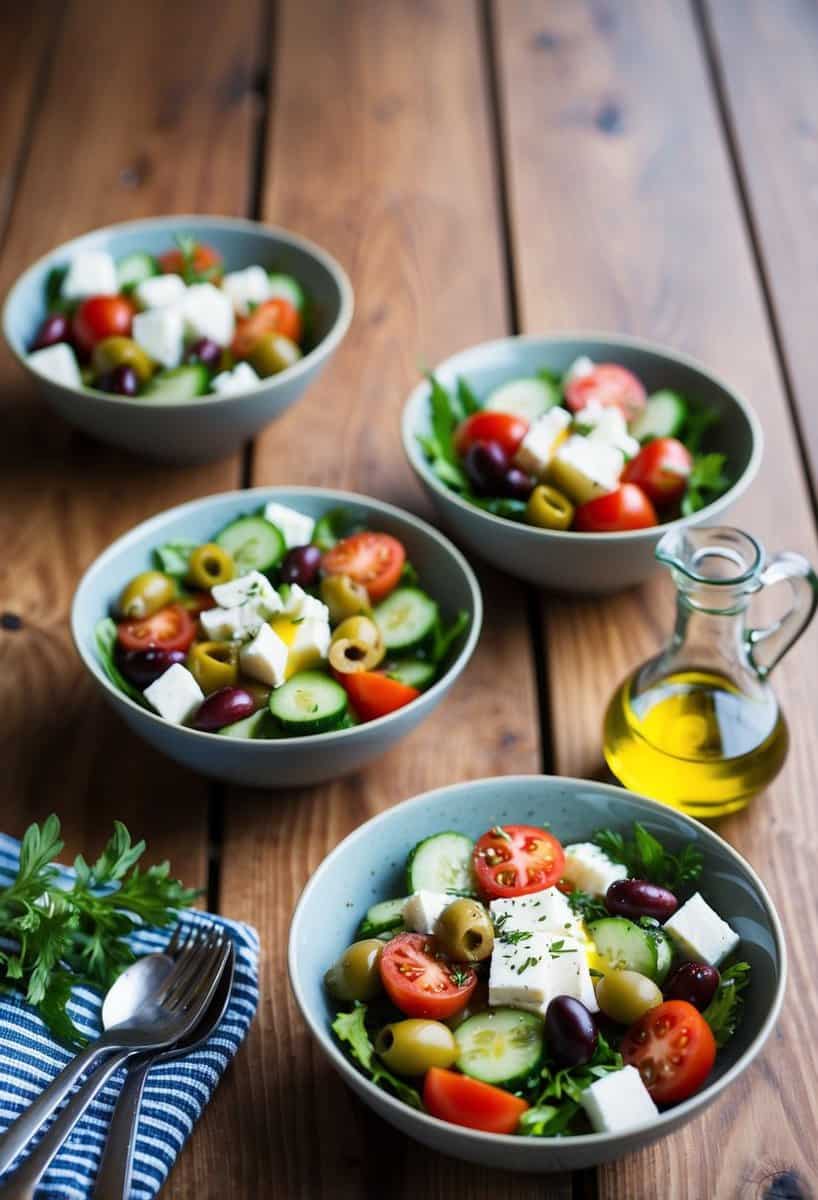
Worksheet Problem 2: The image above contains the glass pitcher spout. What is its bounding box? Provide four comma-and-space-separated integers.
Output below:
655, 527, 764, 611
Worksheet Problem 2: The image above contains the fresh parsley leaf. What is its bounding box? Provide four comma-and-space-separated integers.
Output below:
683, 402, 720, 455
593, 823, 703, 891
154, 540, 197, 578
520, 1031, 622, 1136
702, 961, 751, 1047
536, 366, 562, 389
332, 1005, 423, 1109
566, 889, 608, 923
681, 453, 729, 516
311, 507, 360, 552
95, 619, 149, 709
456, 376, 480, 416
429, 609, 469, 666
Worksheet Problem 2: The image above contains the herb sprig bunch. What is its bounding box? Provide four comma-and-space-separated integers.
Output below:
593, 823, 703, 892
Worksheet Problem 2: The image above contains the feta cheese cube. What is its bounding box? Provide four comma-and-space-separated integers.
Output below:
562, 843, 628, 898
199, 605, 265, 642
61, 250, 117, 300
239, 623, 289, 688
132, 306, 185, 368
183, 282, 235, 347
580, 1066, 658, 1134
490, 888, 583, 941
211, 362, 260, 396
27, 342, 81, 389
402, 891, 453, 935
489, 931, 597, 1015
664, 892, 740, 967
263, 502, 315, 549
134, 273, 186, 311
286, 618, 331, 677
221, 266, 271, 316
513, 407, 572, 479
580, 403, 640, 458
211, 570, 280, 617
144, 663, 204, 725
563, 355, 595, 384
282, 583, 329, 624
546, 436, 625, 505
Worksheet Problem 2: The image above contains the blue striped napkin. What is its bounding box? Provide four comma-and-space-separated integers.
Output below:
0, 832, 259, 1199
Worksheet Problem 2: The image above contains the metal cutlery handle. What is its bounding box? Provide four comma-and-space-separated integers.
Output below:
91, 1056, 153, 1200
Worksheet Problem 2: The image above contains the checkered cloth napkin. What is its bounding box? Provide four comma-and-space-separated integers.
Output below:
0, 832, 259, 1199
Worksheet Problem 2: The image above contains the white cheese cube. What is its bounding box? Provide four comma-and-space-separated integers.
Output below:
221, 266, 271, 316
27, 342, 81, 389
239, 623, 289, 688
211, 570, 280, 617
61, 250, 117, 300
562, 843, 628, 898
547, 436, 625, 505
402, 891, 453, 935
490, 888, 583, 941
489, 931, 597, 1015
580, 1066, 658, 1134
144, 663, 204, 725
291, 617, 330, 659
564, 355, 595, 384
664, 892, 740, 967
132, 306, 185, 369
199, 605, 264, 642
183, 282, 235, 347
211, 362, 260, 396
513, 407, 572, 479
134, 273, 186, 311
579, 402, 640, 458
282, 583, 329, 624
263, 502, 315, 549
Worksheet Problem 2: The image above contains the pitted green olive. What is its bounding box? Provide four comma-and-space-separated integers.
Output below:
374, 1019, 457, 1075
331, 616, 381, 648
118, 571, 175, 619
187, 543, 234, 589
435, 899, 494, 963
596, 970, 662, 1025
525, 484, 574, 531
320, 575, 372, 624
324, 939, 383, 1003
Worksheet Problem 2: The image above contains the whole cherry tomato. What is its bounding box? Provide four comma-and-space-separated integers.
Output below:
73, 295, 134, 356
564, 364, 647, 421
574, 484, 658, 532
623, 437, 693, 506
454, 411, 529, 460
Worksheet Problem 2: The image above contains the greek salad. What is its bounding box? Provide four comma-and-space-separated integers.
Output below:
96, 502, 468, 736
327, 821, 750, 1137
26, 236, 311, 400
417, 359, 731, 533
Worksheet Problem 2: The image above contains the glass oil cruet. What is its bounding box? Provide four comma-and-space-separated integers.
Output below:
604, 526, 818, 818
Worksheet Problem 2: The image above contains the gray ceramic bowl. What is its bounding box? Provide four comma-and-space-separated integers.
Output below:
402, 335, 763, 593
70, 487, 481, 787
3, 216, 353, 463
289, 775, 785, 1172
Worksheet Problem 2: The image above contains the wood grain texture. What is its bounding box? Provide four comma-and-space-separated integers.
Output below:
0, 4, 57, 236
494, 1, 818, 1197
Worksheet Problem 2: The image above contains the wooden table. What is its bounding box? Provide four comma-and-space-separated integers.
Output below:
2, 2, 817, 1197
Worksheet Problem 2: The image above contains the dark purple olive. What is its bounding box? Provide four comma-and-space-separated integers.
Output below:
280, 544, 322, 587
115, 646, 185, 688
664, 962, 720, 1010
606, 878, 679, 922
31, 313, 70, 351
545, 995, 598, 1067
99, 364, 140, 397
185, 337, 222, 370
501, 466, 535, 501
191, 686, 256, 732
463, 440, 509, 495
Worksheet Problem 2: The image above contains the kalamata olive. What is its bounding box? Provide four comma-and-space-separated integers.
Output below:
191, 686, 256, 732
115, 646, 185, 688
606, 878, 679, 922
545, 995, 598, 1067
664, 962, 720, 1010
280, 544, 322, 587
185, 337, 222, 370
463, 440, 509, 495
501, 466, 535, 500
31, 313, 71, 351
99, 364, 140, 397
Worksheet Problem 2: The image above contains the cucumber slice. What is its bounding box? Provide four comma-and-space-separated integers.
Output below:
117, 251, 159, 291
455, 1009, 544, 1088
383, 659, 437, 690
374, 588, 439, 654
269, 670, 347, 735
358, 897, 407, 938
484, 377, 560, 423
142, 364, 210, 403
629, 390, 688, 441
406, 832, 476, 895
267, 272, 306, 312
218, 709, 278, 739
588, 917, 659, 978
215, 515, 285, 574
647, 926, 674, 983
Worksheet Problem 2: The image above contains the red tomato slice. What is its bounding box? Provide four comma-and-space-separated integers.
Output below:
117, 604, 196, 654
622, 437, 693, 506
473, 824, 565, 899
564, 364, 647, 421
423, 1068, 529, 1134
322, 532, 406, 602
158, 242, 223, 281
339, 671, 419, 722
454, 411, 529, 459
621, 1000, 716, 1105
574, 484, 658, 533
380, 933, 476, 1019
231, 298, 302, 356
72, 295, 134, 356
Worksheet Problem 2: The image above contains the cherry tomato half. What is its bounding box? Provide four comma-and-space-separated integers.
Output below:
473, 824, 565, 899
573, 484, 658, 533
564, 364, 647, 421
380, 933, 477, 1019
158, 242, 223, 281
622, 437, 693, 506
423, 1068, 529, 1134
231, 298, 302, 357
339, 671, 420, 722
621, 1000, 716, 1105
322, 532, 405, 602
72, 295, 134, 356
454, 411, 529, 460
117, 604, 196, 654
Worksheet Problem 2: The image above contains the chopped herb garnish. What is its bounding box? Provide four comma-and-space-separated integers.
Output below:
516, 955, 541, 974
548, 939, 576, 958
499, 929, 533, 946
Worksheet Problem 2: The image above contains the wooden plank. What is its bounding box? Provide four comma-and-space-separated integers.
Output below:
494, 1, 818, 1198
0, 4, 56, 235
701, 0, 818, 498
215, 2, 562, 1197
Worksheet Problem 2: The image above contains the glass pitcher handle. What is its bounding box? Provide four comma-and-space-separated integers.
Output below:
746, 551, 818, 679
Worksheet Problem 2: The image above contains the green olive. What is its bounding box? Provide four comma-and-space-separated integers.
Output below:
118, 570, 175, 619
596, 970, 663, 1025
331, 615, 381, 648
374, 1019, 457, 1075
435, 899, 494, 963
525, 484, 575, 531
187, 542, 235, 590
320, 574, 372, 624
324, 939, 383, 1003
247, 332, 303, 377
92, 336, 154, 384
187, 641, 239, 695
328, 616, 385, 674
